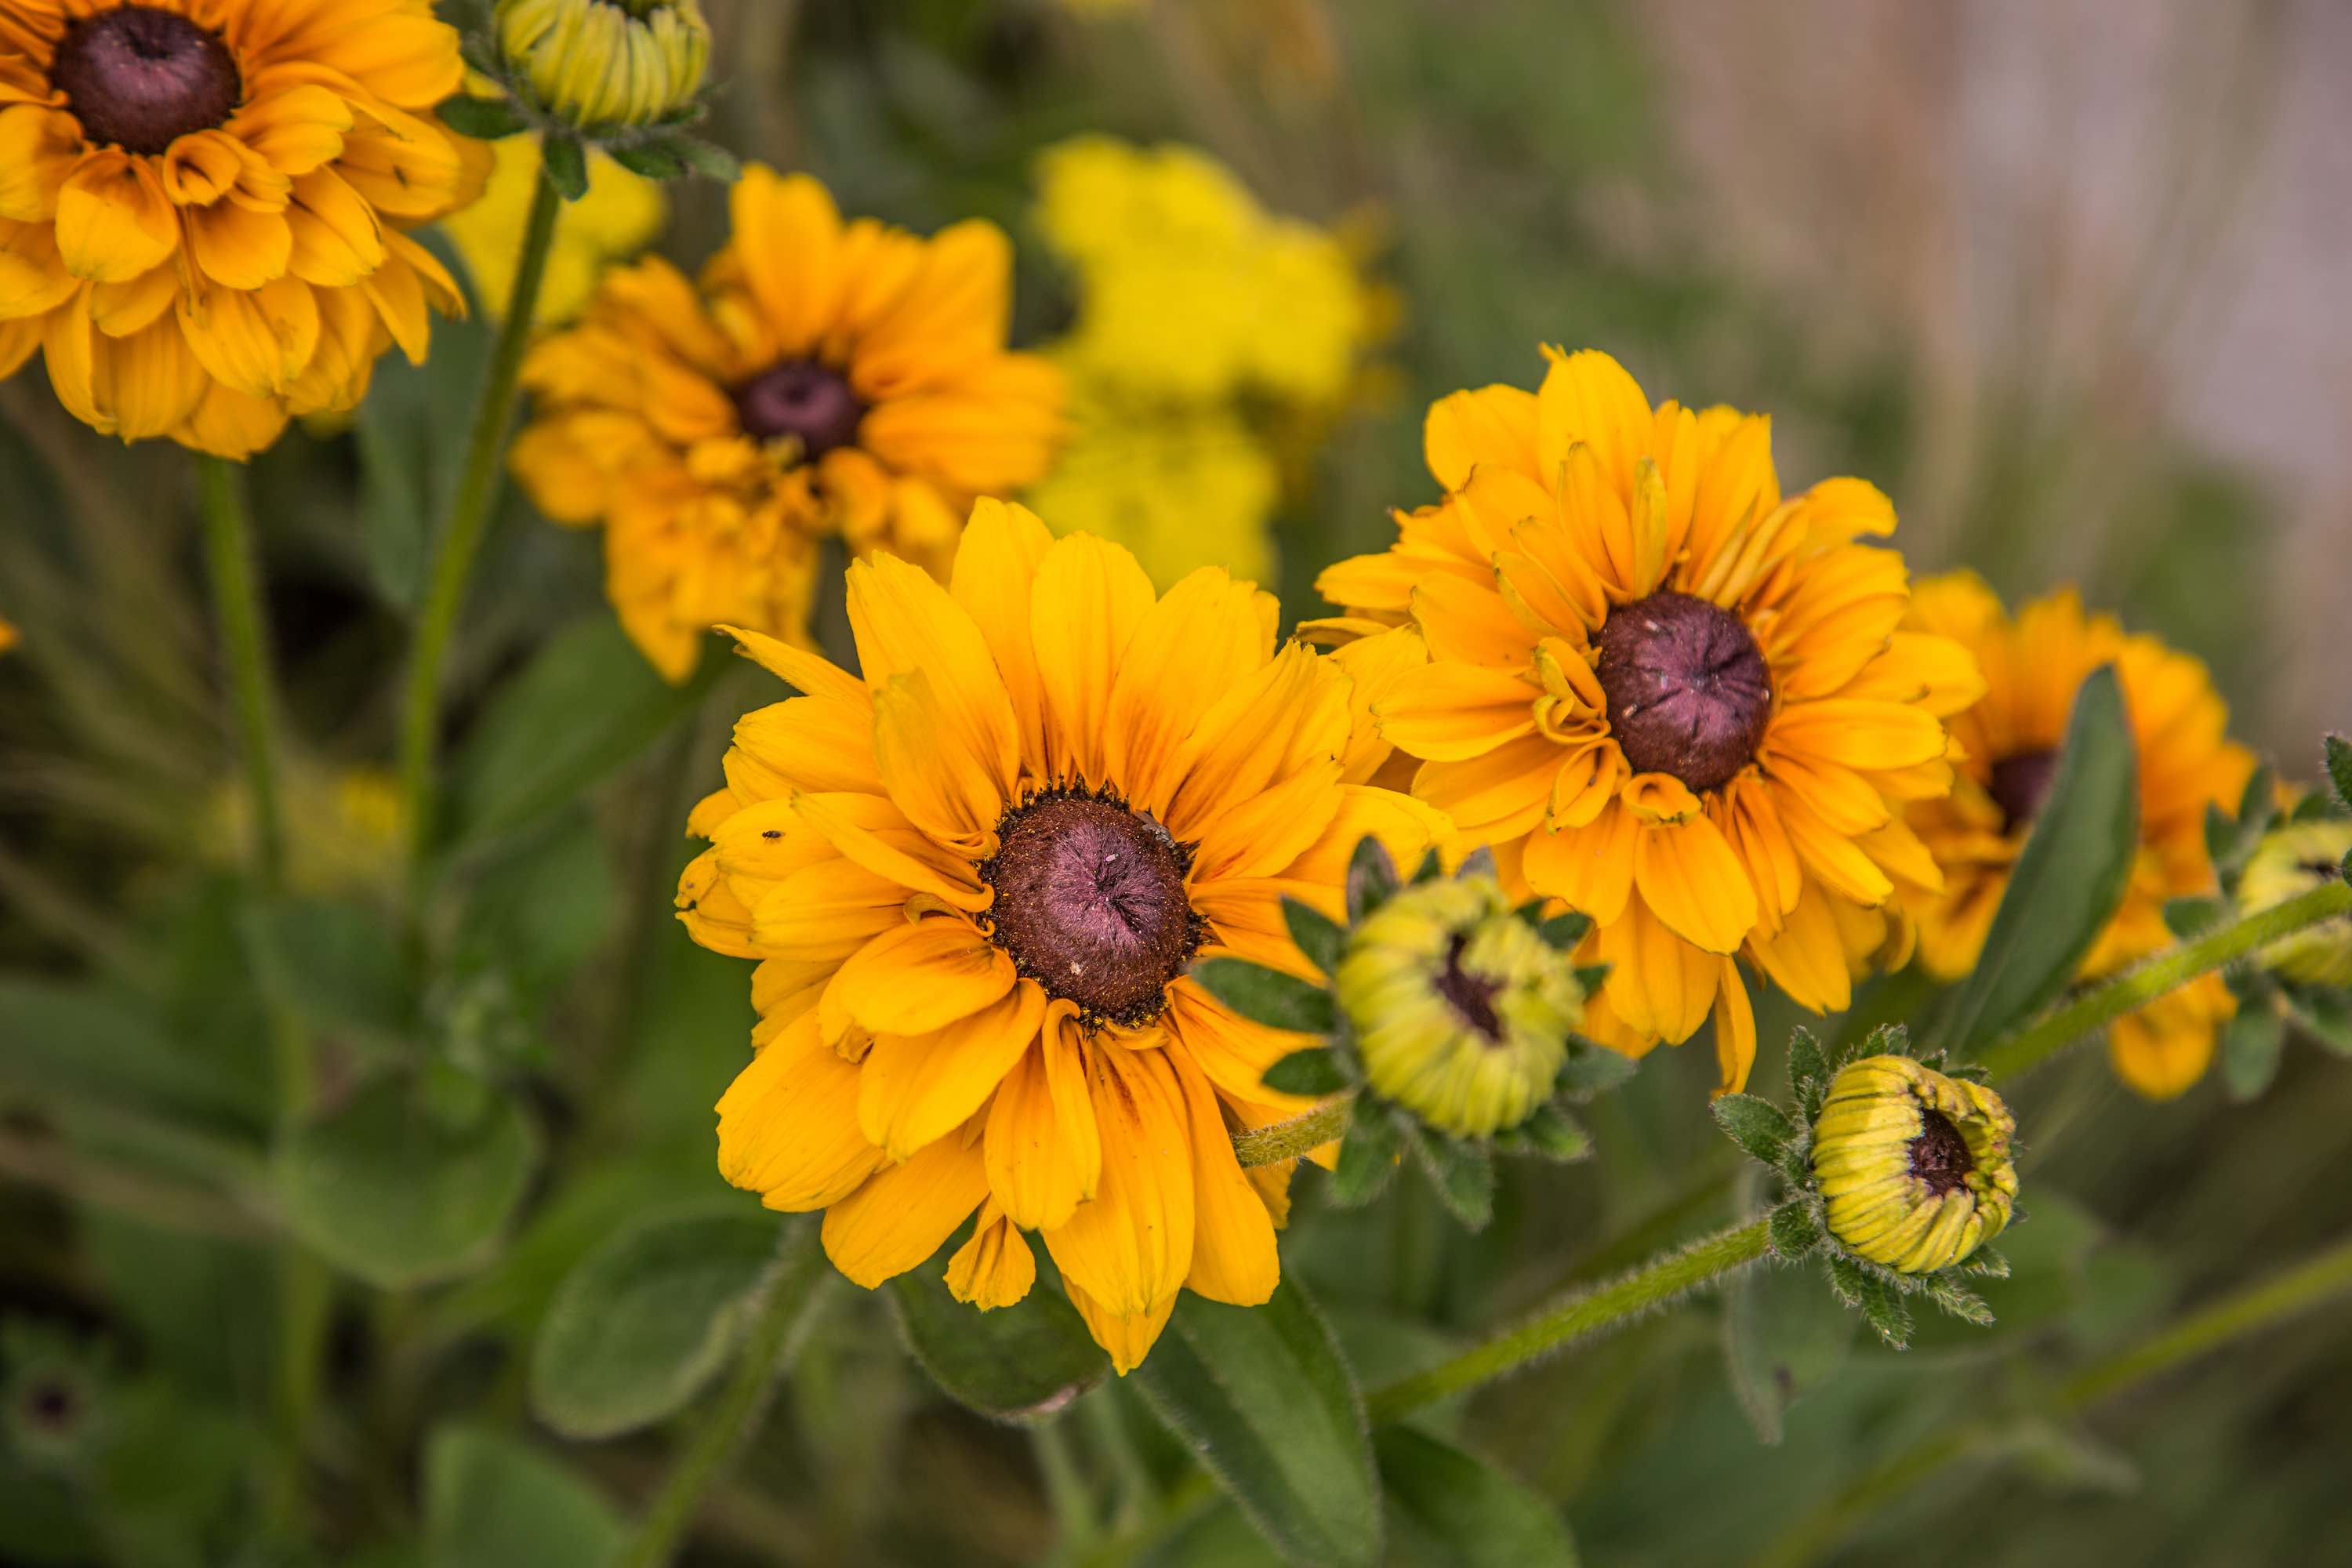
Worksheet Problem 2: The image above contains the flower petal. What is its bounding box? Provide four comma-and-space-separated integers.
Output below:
858, 982, 1046, 1160
985, 1008, 1101, 1231
832, 916, 1016, 1036
1043, 1041, 1196, 1317
821, 1130, 990, 1289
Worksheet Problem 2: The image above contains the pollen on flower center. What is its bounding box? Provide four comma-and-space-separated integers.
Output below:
1987, 748, 2056, 834
50, 6, 242, 158
1594, 590, 1773, 793
732, 360, 866, 460
978, 789, 1202, 1025
1433, 933, 1505, 1043
1907, 1109, 1975, 1196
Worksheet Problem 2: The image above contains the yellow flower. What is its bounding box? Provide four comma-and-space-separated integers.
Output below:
1336, 875, 1582, 1137
2240, 818, 2352, 986
1022, 378, 1279, 590
495, 0, 709, 129
0, 0, 484, 458
1035, 136, 1370, 409
1318, 347, 1981, 1092
1901, 576, 2256, 1098
675, 502, 1441, 1371
1811, 1054, 2016, 1274
440, 132, 662, 326
510, 167, 1065, 681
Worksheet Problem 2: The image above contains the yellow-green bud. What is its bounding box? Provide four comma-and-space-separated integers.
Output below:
1335, 877, 1582, 1138
496, 0, 711, 129
1812, 1055, 2016, 1274
2241, 819, 2352, 985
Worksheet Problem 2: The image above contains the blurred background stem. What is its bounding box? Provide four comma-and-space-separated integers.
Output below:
395, 163, 561, 887
196, 457, 283, 891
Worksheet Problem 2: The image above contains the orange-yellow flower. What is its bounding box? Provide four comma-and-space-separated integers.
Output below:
0, 0, 483, 458
1317, 347, 1982, 1092
677, 502, 1439, 1370
510, 167, 1065, 681
1901, 575, 2256, 1098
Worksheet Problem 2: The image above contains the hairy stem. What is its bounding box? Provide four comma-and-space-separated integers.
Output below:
1364, 1218, 1773, 1423
195, 456, 283, 891
1231, 1098, 1352, 1168
615, 1229, 830, 1568
1976, 880, 2352, 1082
395, 163, 562, 877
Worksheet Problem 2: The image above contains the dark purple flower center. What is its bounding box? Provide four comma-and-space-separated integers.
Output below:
1987, 748, 2056, 835
732, 359, 866, 460
1434, 932, 1504, 1042
51, 6, 241, 158
1594, 590, 1773, 793
978, 789, 1201, 1025
1907, 1109, 1975, 1197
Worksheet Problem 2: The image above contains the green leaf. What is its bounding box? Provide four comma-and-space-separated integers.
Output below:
423, 1426, 621, 1568
541, 134, 588, 201
1262, 1047, 1351, 1098
1709, 1093, 1797, 1167
446, 616, 715, 849
1552, 1041, 1636, 1100
1857, 1275, 1913, 1350
1328, 1105, 1399, 1207
1940, 664, 2139, 1053
2286, 988, 2352, 1057
1131, 1280, 1381, 1568
1280, 898, 1348, 978
1536, 910, 1592, 951
0, 977, 266, 1133
887, 1265, 1107, 1423
1493, 1102, 1592, 1162
1345, 837, 1399, 924
1375, 1426, 1578, 1567
2326, 734, 2352, 811
1768, 1200, 1821, 1260
1189, 957, 1335, 1035
1722, 1240, 1853, 1443
435, 94, 529, 139
1571, 964, 1611, 995
1402, 1126, 1494, 1230
528, 1203, 786, 1439
277, 1076, 537, 1290
673, 136, 742, 181
240, 897, 411, 1045
2220, 1005, 2286, 1101
1785, 1026, 1829, 1107
1922, 1276, 1995, 1326
610, 139, 687, 180
2163, 895, 2229, 939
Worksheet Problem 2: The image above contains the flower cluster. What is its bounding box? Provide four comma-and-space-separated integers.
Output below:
1024, 136, 1390, 587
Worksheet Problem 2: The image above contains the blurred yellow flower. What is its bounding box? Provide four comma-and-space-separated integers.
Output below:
676, 504, 1439, 1370
510, 168, 1064, 680
1319, 348, 1981, 1094
0, 615, 16, 655
1021, 379, 1279, 589
441, 135, 665, 326
495, 0, 710, 129
1901, 576, 2256, 1098
0, 0, 485, 459
2240, 818, 2352, 986
210, 765, 405, 897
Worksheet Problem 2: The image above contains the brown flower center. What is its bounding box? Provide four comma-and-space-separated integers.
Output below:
1987, 748, 2056, 835
1434, 932, 1504, 1043
51, 6, 241, 158
1907, 1108, 1975, 1197
978, 789, 1201, 1026
732, 359, 866, 460
1594, 590, 1772, 793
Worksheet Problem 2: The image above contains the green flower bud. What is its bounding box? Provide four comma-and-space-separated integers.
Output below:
2241, 818, 2352, 985
1335, 877, 1583, 1138
496, 0, 711, 129
1812, 1054, 2016, 1274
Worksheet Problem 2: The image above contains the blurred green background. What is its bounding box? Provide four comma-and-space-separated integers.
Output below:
4, 2, 2348, 1563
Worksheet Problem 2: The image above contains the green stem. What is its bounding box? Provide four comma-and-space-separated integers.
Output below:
1232, 1098, 1351, 1168
1976, 880, 2352, 1083
1363, 1218, 1773, 1424
395, 163, 562, 877
1033, 1415, 1098, 1557
195, 456, 284, 891
615, 1231, 830, 1568
1759, 1227, 2352, 1567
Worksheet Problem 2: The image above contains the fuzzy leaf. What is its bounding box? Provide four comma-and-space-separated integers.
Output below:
887, 1265, 1106, 1424
1131, 1280, 1382, 1568
2220, 1005, 2286, 1102
1769, 1200, 1822, 1260
610, 139, 688, 180
1263, 1047, 1352, 1098
436, 93, 529, 140
1923, 1276, 1996, 1326
1494, 1102, 1593, 1162
1786, 1027, 1829, 1104
1710, 1094, 1798, 1167
1857, 1276, 1914, 1349
1346, 837, 1401, 924
425, 1426, 621, 1568
1537, 911, 1592, 951
2163, 895, 2229, 940
1962, 1247, 2013, 1280
1553, 1041, 1637, 1100
1329, 1107, 1400, 1207
542, 134, 588, 200
1403, 1126, 1494, 1230
1281, 898, 1348, 979
1191, 958, 1337, 1036
1824, 1255, 1869, 1308
2328, 735, 2352, 811
673, 136, 741, 180
1723, 1237, 1854, 1445
1375, 1427, 1579, 1568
